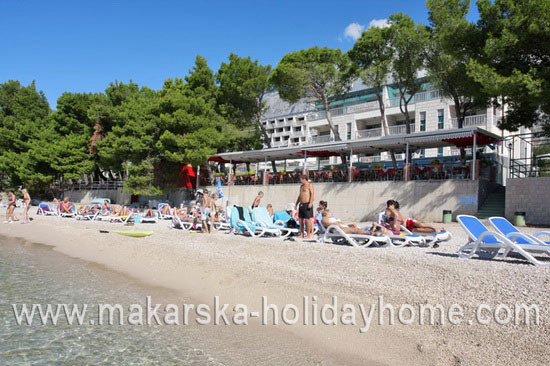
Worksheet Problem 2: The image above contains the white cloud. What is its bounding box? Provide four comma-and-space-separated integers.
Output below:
344, 23, 365, 41
368, 18, 390, 29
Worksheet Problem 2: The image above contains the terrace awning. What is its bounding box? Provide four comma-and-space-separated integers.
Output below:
209, 127, 502, 163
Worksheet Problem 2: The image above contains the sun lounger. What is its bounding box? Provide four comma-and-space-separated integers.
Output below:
230, 206, 279, 237
489, 216, 550, 246
141, 210, 159, 223
318, 221, 394, 248
172, 215, 195, 230
158, 203, 174, 220
252, 207, 292, 237
457, 215, 549, 266
398, 225, 451, 247
76, 210, 99, 221
37, 203, 58, 216
59, 205, 77, 218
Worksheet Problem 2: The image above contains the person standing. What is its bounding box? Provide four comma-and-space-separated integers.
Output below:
4, 191, 17, 223
21, 188, 31, 224
295, 176, 314, 239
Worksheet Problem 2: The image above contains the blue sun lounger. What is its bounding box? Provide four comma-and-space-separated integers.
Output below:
489, 216, 550, 246
457, 215, 549, 266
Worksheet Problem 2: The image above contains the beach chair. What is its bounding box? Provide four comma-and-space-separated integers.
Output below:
272, 210, 300, 237
76, 209, 99, 221
171, 215, 195, 230
158, 203, 174, 220
230, 206, 278, 237
59, 205, 77, 218
252, 207, 291, 237
318, 221, 394, 248
488, 217, 550, 246
399, 225, 451, 247
457, 215, 550, 266
37, 203, 58, 216
141, 210, 159, 223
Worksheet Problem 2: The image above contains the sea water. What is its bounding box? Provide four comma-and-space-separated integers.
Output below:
0, 236, 222, 365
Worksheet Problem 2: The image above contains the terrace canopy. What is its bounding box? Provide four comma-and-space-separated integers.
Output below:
213, 127, 500, 162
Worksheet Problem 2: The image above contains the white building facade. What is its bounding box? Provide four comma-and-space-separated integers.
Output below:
261, 79, 511, 165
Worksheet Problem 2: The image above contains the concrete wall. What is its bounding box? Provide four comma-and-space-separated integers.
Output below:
213, 180, 480, 222
63, 188, 195, 206
63, 189, 130, 205
505, 177, 550, 226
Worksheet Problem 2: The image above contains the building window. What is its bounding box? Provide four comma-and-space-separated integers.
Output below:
346, 123, 352, 140
438, 109, 444, 129
420, 112, 426, 132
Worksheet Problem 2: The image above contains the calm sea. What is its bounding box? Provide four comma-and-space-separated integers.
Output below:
0, 235, 222, 365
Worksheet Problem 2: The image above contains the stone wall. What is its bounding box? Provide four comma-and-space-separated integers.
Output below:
505, 177, 550, 226
213, 180, 480, 222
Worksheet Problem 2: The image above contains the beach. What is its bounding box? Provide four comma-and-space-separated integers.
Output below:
1, 210, 549, 365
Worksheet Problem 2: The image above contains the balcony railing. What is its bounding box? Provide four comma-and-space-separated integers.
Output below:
388, 124, 416, 135
310, 135, 334, 144
449, 114, 487, 128
356, 128, 382, 139
346, 100, 379, 114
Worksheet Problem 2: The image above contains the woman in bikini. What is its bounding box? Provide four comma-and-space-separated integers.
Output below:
21, 188, 31, 224
4, 191, 17, 223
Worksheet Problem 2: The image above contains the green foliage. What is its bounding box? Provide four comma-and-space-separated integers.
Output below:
348, 26, 393, 93
271, 47, 352, 105
426, 0, 488, 127
271, 47, 352, 141
468, 0, 550, 131
94, 56, 229, 195
216, 53, 272, 149
387, 13, 429, 131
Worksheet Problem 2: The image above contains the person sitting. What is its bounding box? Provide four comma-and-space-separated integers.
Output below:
143, 206, 155, 217
101, 200, 111, 213
321, 210, 371, 235
59, 197, 75, 214
315, 200, 328, 224
252, 191, 263, 209
160, 203, 172, 216
266, 203, 274, 218
175, 207, 190, 221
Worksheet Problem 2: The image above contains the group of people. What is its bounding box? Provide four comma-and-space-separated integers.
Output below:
249, 175, 444, 239
317, 199, 444, 237
3, 188, 31, 224
172, 188, 225, 233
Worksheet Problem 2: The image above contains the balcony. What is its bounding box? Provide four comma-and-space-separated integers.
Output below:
450, 114, 487, 128
388, 124, 415, 135
307, 89, 443, 121
310, 135, 334, 144
356, 128, 382, 139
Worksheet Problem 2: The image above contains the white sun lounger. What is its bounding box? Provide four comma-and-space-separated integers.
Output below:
457, 215, 550, 266
37, 203, 58, 216
158, 203, 174, 220
317, 221, 394, 248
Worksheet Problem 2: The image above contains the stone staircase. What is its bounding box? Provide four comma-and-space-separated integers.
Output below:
476, 186, 505, 219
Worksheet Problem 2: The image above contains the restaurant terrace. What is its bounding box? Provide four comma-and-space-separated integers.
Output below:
208, 127, 502, 185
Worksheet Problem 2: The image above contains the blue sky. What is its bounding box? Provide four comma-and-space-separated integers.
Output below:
0, 0, 479, 107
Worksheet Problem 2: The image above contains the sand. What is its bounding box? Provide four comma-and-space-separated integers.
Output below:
1, 208, 549, 365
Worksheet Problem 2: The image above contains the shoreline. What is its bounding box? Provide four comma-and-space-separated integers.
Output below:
1, 213, 549, 364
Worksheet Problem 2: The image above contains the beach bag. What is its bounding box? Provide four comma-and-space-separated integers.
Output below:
286, 218, 299, 228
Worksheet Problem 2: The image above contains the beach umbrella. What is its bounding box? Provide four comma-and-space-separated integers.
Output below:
216, 177, 224, 198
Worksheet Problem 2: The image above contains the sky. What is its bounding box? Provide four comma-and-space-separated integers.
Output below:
0, 0, 480, 108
